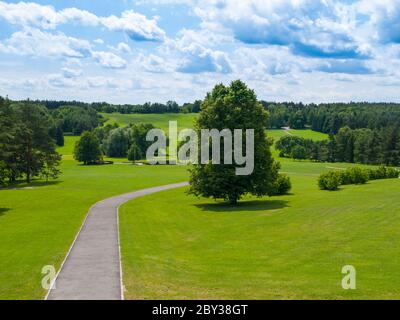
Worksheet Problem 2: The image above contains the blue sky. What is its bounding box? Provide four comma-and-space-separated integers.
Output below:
0, 0, 400, 104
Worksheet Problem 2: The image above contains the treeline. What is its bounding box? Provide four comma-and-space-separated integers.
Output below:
318, 166, 399, 191
276, 126, 400, 166
0, 97, 61, 185
73, 123, 156, 164
263, 102, 400, 134
51, 106, 102, 136
18, 98, 202, 114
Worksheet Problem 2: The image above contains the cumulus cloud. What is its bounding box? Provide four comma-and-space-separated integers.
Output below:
0, 28, 92, 58
177, 43, 232, 73
62, 67, 83, 78
91, 51, 127, 69
191, 0, 375, 59
101, 11, 165, 42
109, 42, 132, 54
317, 60, 373, 74
0, 1, 166, 42
0, 28, 127, 69
136, 53, 171, 73
172, 28, 232, 74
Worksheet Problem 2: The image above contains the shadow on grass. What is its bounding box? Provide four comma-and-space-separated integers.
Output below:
195, 199, 290, 213
1, 180, 62, 190
0, 208, 10, 217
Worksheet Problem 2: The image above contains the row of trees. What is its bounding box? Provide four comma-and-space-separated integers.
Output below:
0, 98, 61, 185
263, 102, 400, 134
22, 99, 202, 114
74, 123, 156, 164
276, 126, 400, 166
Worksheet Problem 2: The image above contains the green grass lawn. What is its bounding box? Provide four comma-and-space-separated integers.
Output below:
101, 112, 198, 131
101, 113, 328, 142
119, 159, 400, 299
56, 136, 80, 157
1, 118, 397, 300
0, 146, 189, 299
267, 129, 328, 142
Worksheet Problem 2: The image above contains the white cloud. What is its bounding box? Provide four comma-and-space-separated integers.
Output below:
109, 42, 132, 54
0, 1, 60, 29
94, 38, 104, 45
0, 1, 166, 42
136, 53, 171, 73
0, 28, 92, 58
0, 28, 127, 70
92, 51, 127, 69
61, 68, 83, 78
100, 11, 165, 42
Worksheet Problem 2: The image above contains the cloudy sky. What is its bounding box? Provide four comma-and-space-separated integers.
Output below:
0, 0, 400, 104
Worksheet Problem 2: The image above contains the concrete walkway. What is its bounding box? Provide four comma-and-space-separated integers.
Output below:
46, 182, 189, 300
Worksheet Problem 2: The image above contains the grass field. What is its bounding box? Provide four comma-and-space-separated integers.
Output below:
119, 158, 400, 299
267, 129, 328, 141
101, 112, 198, 131
0, 140, 189, 299
1, 113, 398, 300
101, 113, 328, 142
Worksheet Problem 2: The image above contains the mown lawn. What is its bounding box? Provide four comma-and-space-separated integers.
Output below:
101, 112, 198, 132
267, 129, 328, 141
0, 157, 188, 300
101, 112, 328, 143
119, 159, 400, 299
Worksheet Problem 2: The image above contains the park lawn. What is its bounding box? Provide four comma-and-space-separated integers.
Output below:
119, 159, 400, 300
101, 113, 328, 142
0, 149, 189, 299
266, 129, 328, 142
56, 136, 80, 157
101, 112, 198, 131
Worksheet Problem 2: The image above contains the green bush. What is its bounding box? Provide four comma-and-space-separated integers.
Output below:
319, 166, 399, 191
318, 171, 341, 191
271, 174, 292, 195
340, 167, 369, 185
386, 167, 400, 179
367, 166, 399, 180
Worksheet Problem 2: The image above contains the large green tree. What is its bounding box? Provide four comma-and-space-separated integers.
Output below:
74, 131, 102, 165
188, 80, 281, 204
0, 100, 61, 184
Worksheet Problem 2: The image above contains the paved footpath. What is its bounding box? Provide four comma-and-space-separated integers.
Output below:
46, 182, 189, 300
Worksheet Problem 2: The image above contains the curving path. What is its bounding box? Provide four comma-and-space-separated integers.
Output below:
46, 182, 189, 300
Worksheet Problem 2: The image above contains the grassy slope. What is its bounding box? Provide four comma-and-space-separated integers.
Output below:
0, 112, 381, 300
101, 113, 328, 141
267, 129, 328, 141
0, 141, 189, 299
101, 113, 198, 132
120, 158, 400, 299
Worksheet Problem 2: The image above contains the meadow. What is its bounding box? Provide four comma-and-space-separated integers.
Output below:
0, 112, 398, 300
0, 143, 188, 299
119, 158, 400, 300
101, 112, 198, 131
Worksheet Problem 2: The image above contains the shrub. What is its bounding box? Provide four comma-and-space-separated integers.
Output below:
127, 142, 144, 161
367, 166, 399, 180
318, 171, 341, 191
270, 174, 292, 196
341, 167, 369, 185
386, 167, 400, 179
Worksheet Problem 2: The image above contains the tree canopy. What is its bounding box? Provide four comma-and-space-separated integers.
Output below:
188, 80, 285, 204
